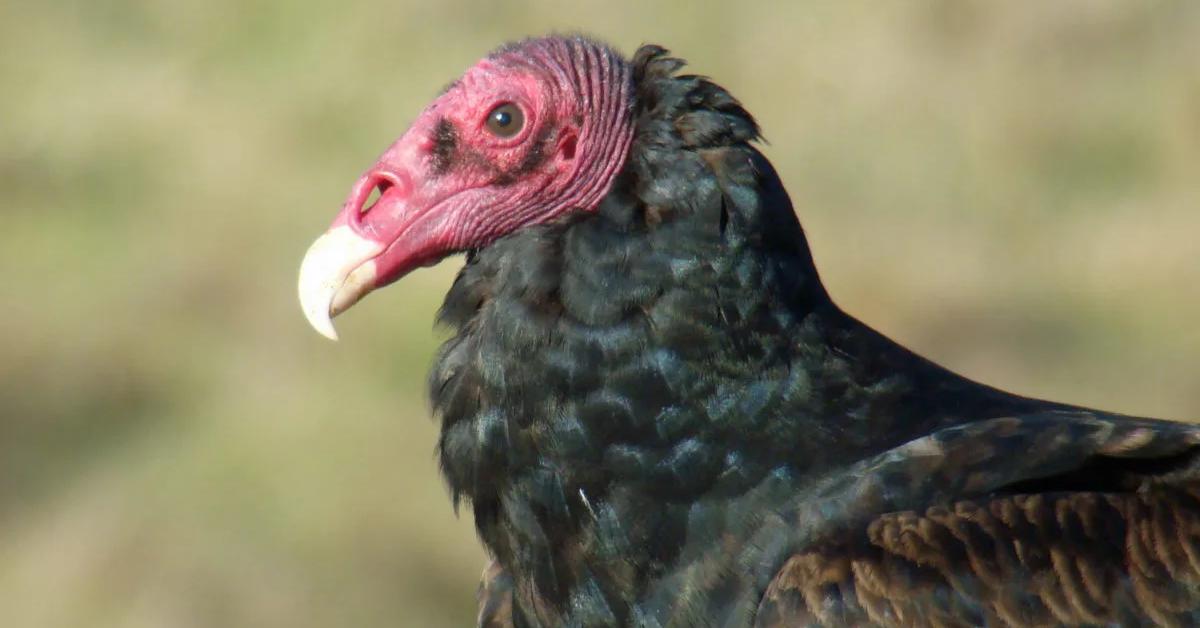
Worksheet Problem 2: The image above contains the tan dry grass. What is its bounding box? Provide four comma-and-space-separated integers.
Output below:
1, 1, 1197, 626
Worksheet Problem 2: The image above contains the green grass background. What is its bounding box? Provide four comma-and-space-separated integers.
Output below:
1, 1, 1198, 626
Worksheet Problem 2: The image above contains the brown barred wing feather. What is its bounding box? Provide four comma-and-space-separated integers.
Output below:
758, 487, 1200, 627
757, 414, 1200, 627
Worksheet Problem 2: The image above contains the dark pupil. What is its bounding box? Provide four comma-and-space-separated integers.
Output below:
492, 110, 512, 127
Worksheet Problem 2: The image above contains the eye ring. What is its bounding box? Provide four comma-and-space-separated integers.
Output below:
485, 103, 525, 138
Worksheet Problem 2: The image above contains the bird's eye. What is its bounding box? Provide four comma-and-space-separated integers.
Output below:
485, 103, 524, 138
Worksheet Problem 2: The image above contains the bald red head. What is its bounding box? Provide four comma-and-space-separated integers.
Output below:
299, 36, 635, 339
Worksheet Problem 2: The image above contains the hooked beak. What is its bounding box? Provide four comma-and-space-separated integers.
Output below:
298, 169, 395, 341
297, 225, 383, 340
298, 157, 445, 340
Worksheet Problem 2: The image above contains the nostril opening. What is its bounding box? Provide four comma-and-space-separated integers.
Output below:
361, 180, 393, 215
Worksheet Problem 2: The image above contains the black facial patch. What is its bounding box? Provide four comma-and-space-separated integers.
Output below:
514, 131, 549, 176
431, 118, 554, 186
492, 127, 553, 186
432, 117, 458, 176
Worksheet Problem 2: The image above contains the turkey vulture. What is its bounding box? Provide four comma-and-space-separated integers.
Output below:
298, 36, 1200, 626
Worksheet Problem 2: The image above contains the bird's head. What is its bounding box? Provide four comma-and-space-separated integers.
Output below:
298, 36, 635, 339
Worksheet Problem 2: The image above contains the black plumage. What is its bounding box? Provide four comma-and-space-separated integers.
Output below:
337, 40, 1200, 626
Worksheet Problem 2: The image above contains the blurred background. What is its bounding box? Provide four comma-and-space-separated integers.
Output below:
1, 1, 1198, 626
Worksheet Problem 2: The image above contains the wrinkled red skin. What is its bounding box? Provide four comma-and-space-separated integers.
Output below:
326, 39, 635, 289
